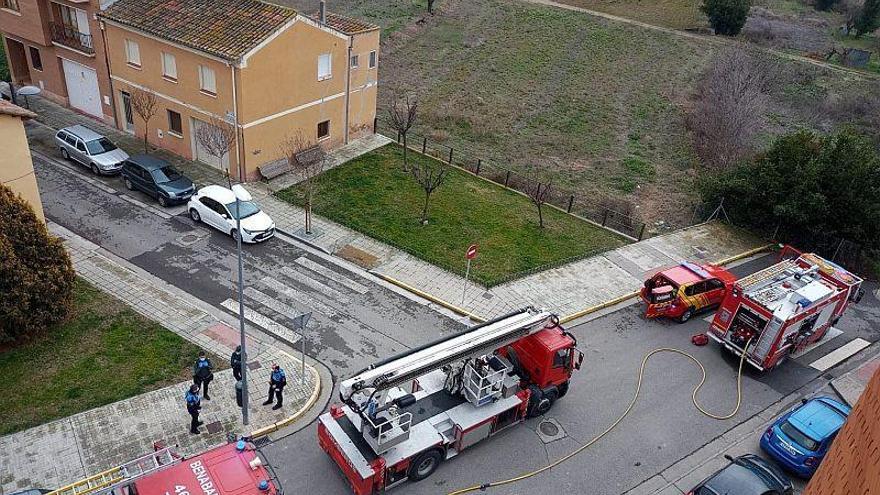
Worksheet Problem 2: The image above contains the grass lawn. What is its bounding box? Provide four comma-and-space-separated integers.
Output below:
277, 144, 626, 286
0, 278, 217, 435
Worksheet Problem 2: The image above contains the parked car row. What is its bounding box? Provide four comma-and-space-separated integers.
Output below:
54, 125, 274, 243
688, 396, 851, 495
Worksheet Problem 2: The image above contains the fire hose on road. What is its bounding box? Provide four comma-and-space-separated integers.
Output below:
447, 339, 755, 495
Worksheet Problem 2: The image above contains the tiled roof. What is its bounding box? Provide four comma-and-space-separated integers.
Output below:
100, 0, 296, 61
0, 100, 37, 119
313, 12, 379, 35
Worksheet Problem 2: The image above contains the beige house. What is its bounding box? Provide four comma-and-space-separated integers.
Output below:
98, 0, 379, 181
0, 0, 115, 123
0, 100, 44, 221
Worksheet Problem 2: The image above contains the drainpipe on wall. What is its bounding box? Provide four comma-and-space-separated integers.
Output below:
99, 20, 119, 129
344, 37, 351, 145
231, 63, 244, 182
319, 0, 326, 23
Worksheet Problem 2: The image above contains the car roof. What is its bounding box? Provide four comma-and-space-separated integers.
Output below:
127, 154, 171, 171
60, 125, 103, 141
788, 397, 850, 441
199, 185, 237, 203
659, 265, 702, 285
703, 456, 784, 494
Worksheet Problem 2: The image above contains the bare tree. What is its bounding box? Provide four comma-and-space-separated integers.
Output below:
194, 117, 237, 187
427, 0, 435, 14
279, 132, 328, 234
387, 92, 418, 172
525, 166, 552, 228
130, 88, 158, 153
688, 46, 778, 169
410, 158, 448, 224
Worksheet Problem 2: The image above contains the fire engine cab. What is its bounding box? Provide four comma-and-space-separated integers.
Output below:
46, 442, 280, 495
317, 307, 583, 494
641, 262, 736, 323
709, 251, 864, 371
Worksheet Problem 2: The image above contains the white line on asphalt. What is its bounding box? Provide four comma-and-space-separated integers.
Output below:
280, 266, 350, 303
244, 286, 305, 321
295, 256, 370, 294
221, 298, 301, 345
260, 276, 334, 317
790, 327, 844, 360
809, 338, 870, 371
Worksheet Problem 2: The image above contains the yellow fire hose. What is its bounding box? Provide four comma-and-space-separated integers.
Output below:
447, 339, 754, 495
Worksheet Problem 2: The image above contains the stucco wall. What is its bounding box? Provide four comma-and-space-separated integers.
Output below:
0, 114, 45, 221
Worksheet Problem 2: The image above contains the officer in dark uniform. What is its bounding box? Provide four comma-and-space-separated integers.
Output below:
186, 384, 203, 434
262, 364, 287, 410
192, 351, 214, 400
230, 345, 243, 382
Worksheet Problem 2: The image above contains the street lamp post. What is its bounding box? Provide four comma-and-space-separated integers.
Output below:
232, 184, 251, 426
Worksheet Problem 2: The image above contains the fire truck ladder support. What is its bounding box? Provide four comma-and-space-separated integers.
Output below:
447, 339, 754, 495
48, 447, 181, 495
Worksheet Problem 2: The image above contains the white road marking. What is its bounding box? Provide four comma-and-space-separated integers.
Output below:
221, 298, 300, 344
809, 338, 870, 371
280, 266, 349, 303
789, 327, 844, 360
295, 256, 370, 294
244, 286, 304, 321
260, 276, 335, 317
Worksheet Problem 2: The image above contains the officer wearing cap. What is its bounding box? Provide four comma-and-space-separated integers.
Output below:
186, 384, 203, 434
262, 364, 287, 410
230, 345, 243, 382
192, 351, 214, 400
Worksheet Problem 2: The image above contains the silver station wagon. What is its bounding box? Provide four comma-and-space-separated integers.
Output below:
55, 125, 129, 175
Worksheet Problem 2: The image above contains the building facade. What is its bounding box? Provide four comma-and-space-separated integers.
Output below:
0, 100, 44, 221
0, 0, 115, 123
99, 0, 379, 181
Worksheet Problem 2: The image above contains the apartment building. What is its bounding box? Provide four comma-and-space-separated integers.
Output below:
0, 100, 44, 221
0, 0, 114, 123
98, 0, 379, 181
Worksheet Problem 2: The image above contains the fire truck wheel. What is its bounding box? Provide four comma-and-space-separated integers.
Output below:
557, 381, 569, 398
409, 449, 443, 481
528, 386, 558, 417
677, 308, 694, 323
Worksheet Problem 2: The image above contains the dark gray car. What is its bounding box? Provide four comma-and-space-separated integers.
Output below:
689, 455, 793, 495
121, 155, 195, 207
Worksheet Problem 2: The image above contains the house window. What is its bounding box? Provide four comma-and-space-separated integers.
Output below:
368, 50, 376, 69
317, 120, 330, 140
162, 52, 177, 80
198, 64, 216, 94
2, 0, 20, 12
350, 54, 359, 68
167, 109, 182, 136
317, 53, 331, 80
29, 46, 42, 71
125, 39, 140, 67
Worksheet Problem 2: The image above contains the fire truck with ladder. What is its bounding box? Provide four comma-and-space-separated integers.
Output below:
44, 441, 281, 495
317, 307, 584, 494
708, 249, 864, 371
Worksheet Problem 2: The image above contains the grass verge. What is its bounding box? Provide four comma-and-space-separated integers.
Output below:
0, 278, 217, 435
277, 144, 626, 286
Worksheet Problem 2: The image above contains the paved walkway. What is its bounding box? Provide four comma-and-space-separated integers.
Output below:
0, 223, 319, 495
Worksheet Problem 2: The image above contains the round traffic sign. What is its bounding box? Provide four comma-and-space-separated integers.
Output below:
466, 244, 478, 260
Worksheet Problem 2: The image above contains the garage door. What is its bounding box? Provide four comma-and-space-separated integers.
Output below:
191, 117, 228, 170
62, 59, 102, 118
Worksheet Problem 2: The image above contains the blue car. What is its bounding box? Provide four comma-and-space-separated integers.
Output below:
760, 396, 850, 478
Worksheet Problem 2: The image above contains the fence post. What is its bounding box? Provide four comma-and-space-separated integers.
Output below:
397, 131, 401, 144
476, 159, 481, 176
567, 195, 574, 213
601, 209, 609, 227
373, 117, 377, 133
637, 223, 646, 241
448, 147, 453, 164
504, 170, 511, 187
422, 137, 427, 154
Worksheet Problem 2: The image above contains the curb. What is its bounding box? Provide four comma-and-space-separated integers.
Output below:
250, 361, 322, 438
274, 226, 333, 255
370, 271, 486, 323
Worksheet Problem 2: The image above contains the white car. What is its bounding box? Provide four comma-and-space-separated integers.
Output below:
187, 185, 275, 243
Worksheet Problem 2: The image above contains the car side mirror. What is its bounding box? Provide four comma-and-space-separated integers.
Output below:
723, 454, 734, 462
801, 398, 808, 405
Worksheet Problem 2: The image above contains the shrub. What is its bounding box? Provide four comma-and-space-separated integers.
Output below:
0, 184, 75, 343
815, 0, 839, 11
701, 0, 753, 35
853, 0, 880, 36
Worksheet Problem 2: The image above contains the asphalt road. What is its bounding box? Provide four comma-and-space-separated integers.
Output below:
32, 147, 880, 495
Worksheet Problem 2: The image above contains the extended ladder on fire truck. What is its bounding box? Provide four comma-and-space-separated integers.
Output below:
47, 447, 181, 495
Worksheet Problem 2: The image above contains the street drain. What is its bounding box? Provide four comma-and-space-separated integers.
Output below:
177, 233, 205, 247
536, 418, 566, 444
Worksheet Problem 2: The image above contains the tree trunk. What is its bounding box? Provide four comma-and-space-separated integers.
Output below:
537, 204, 544, 228
402, 133, 409, 172
143, 123, 149, 153
421, 191, 431, 223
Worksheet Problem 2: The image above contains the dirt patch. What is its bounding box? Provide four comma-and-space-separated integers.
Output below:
336, 245, 381, 269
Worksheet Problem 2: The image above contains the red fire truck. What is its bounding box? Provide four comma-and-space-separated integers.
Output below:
641, 262, 736, 323
317, 307, 584, 494
708, 250, 864, 371
47, 442, 281, 495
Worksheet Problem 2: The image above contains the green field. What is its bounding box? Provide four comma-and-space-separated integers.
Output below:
0, 279, 214, 435
277, 144, 626, 286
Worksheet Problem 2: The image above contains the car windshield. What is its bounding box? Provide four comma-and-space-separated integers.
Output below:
225, 200, 261, 220
151, 166, 182, 184
780, 420, 820, 451
85, 137, 117, 155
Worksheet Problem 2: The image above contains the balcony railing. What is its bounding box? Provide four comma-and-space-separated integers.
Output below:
50, 22, 94, 55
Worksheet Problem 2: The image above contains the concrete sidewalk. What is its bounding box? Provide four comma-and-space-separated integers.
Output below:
0, 223, 320, 495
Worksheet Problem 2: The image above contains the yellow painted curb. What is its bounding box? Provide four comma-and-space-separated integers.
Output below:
372, 271, 487, 323
559, 291, 641, 324
712, 244, 774, 267
250, 363, 322, 439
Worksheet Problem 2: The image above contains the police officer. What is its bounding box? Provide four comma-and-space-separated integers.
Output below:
186, 384, 203, 434
262, 364, 287, 410
230, 345, 242, 382
192, 351, 214, 400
